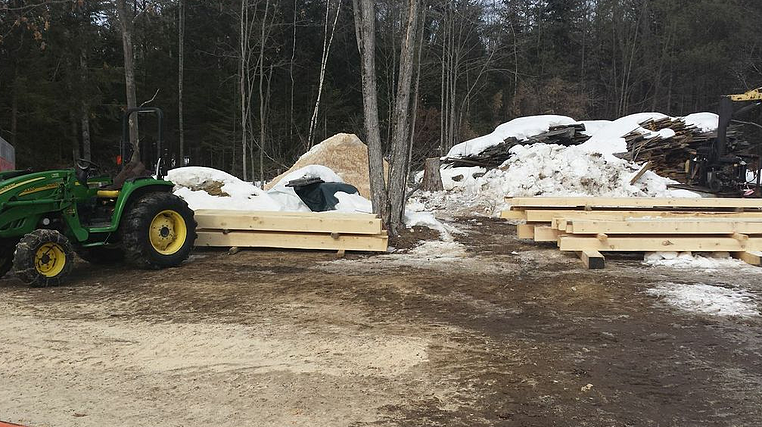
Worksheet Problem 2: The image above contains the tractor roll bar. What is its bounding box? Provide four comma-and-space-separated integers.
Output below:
121, 107, 164, 178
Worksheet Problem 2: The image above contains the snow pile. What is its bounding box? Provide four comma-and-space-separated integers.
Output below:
446, 115, 577, 158
643, 252, 747, 270
440, 144, 696, 212
579, 120, 613, 136
167, 166, 282, 211
579, 112, 669, 157
647, 283, 760, 318
684, 112, 719, 132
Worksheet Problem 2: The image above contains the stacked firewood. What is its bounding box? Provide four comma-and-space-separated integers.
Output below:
443, 124, 591, 168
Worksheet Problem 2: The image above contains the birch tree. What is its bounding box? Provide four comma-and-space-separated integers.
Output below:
307, 0, 341, 149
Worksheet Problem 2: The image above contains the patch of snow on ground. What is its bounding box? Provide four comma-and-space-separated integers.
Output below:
168, 166, 283, 211
446, 115, 576, 158
643, 252, 747, 270
646, 283, 759, 318
408, 241, 467, 259
405, 199, 458, 239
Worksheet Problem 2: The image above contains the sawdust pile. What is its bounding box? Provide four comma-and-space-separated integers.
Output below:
266, 133, 387, 198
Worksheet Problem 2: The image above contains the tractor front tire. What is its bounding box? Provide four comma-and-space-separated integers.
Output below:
13, 229, 74, 287
75, 245, 125, 264
120, 192, 196, 269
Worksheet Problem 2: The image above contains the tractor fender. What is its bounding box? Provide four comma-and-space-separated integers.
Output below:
109, 180, 174, 230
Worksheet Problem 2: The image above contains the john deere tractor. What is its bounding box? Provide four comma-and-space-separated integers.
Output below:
0, 107, 196, 287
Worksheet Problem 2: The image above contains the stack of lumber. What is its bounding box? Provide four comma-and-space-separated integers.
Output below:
501, 197, 762, 269
444, 124, 590, 168
193, 210, 388, 252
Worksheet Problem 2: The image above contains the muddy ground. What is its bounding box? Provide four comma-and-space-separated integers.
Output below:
2, 218, 762, 426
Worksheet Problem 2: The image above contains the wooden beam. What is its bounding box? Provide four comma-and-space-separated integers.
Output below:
732, 251, 762, 266
517, 224, 535, 239
629, 161, 652, 185
507, 197, 762, 210
523, 210, 762, 223
500, 209, 527, 220
195, 230, 388, 252
533, 226, 560, 242
578, 250, 605, 269
194, 210, 382, 234
194, 209, 379, 219
567, 219, 762, 235
558, 236, 762, 252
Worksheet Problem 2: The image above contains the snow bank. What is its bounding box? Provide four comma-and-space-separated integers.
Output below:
446, 115, 576, 158
580, 112, 669, 156
167, 166, 282, 211
647, 283, 759, 318
643, 252, 746, 270
579, 120, 613, 136
475, 144, 689, 200
684, 112, 719, 132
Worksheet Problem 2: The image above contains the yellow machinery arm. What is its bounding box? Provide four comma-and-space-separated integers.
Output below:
727, 87, 762, 102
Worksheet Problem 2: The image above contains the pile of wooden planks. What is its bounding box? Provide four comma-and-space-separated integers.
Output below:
193, 210, 388, 252
501, 197, 762, 269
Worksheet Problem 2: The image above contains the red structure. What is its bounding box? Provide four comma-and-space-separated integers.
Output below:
0, 136, 15, 171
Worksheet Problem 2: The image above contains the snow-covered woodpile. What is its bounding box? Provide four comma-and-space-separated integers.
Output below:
443, 123, 591, 168
502, 197, 762, 269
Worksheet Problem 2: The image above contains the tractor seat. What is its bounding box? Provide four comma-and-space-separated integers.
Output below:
96, 190, 120, 198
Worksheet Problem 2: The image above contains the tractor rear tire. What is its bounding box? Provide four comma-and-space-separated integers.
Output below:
120, 192, 196, 269
75, 245, 125, 264
13, 229, 74, 287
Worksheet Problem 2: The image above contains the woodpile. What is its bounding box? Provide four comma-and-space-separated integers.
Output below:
502, 197, 762, 269
620, 117, 755, 186
443, 124, 590, 168
193, 209, 388, 252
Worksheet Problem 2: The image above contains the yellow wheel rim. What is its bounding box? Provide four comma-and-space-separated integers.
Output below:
149, 210, 188, 255
35, 243, 66, 277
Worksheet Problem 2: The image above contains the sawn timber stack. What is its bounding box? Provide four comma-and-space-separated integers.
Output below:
193, 210, 388, 252
501, 197, 762, 269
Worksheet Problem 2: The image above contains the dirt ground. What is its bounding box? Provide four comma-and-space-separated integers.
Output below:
2, 218, 762, 426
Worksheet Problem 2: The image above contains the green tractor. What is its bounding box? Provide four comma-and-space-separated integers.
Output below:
0, 107, 196, 287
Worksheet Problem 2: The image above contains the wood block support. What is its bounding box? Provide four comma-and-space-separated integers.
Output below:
578, 250, 605, 269
517, 224, 535, 239
732, 251, 762, 266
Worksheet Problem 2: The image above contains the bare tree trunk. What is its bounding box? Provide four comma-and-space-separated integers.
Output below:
421, 158, 443, 192
289, 0, 297, 139
404, 8, 425, 215
178, 0, 186, 161
239, 0, 249, 180
258, 0, 271, 186
307, 0, 341, 149
353, 0, 388, 224
387, 0, 419, 234
11, 64, 18, 147
116, 0, 140, 164
79, 48, 91, 161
